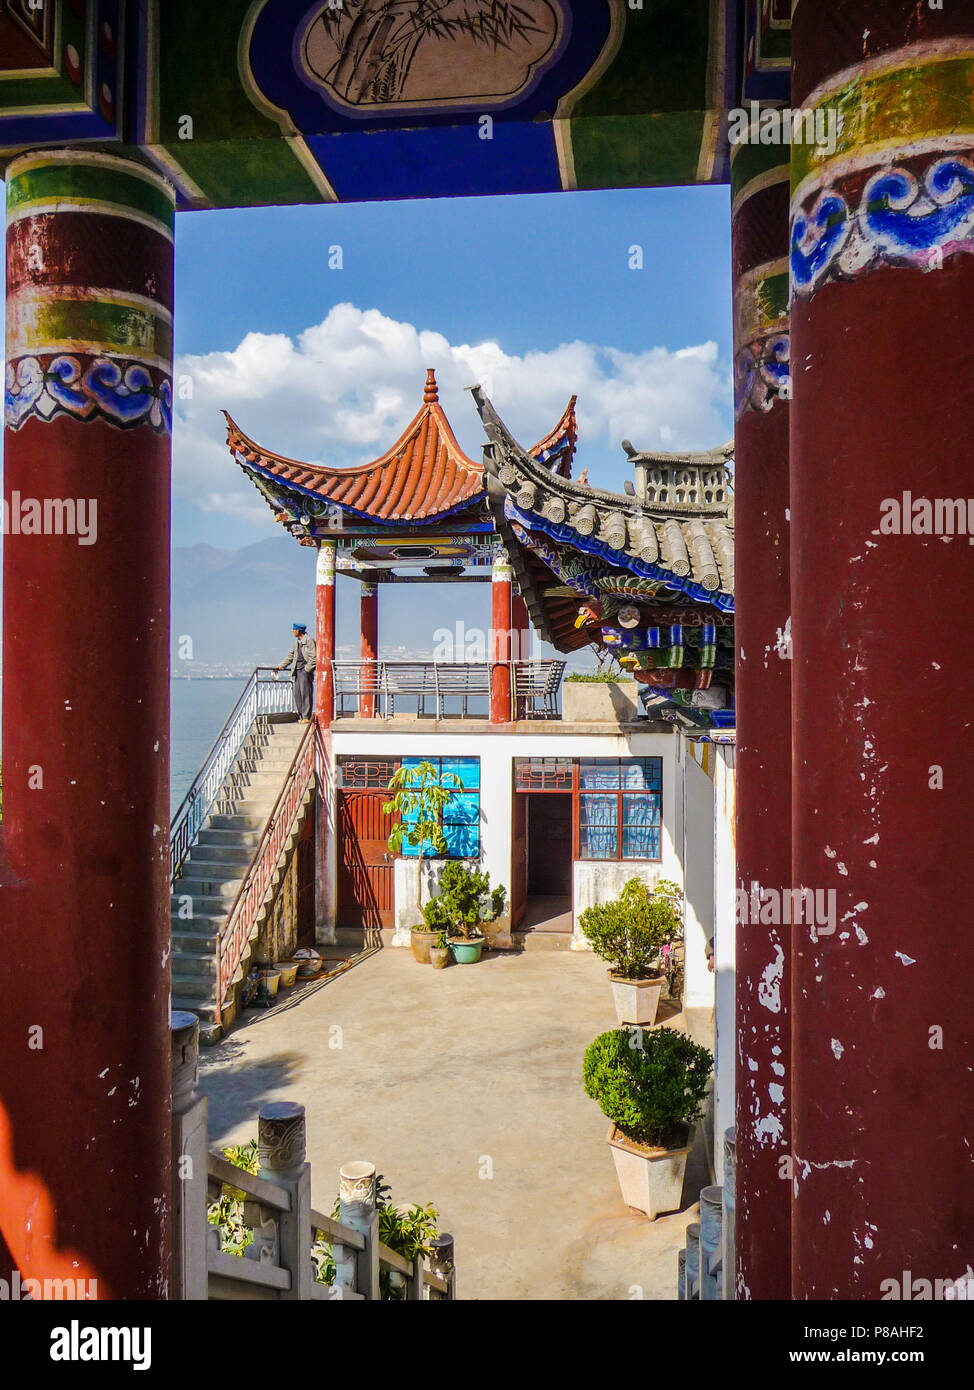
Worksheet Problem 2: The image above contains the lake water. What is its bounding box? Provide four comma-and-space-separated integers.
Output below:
170, 678, 245, 815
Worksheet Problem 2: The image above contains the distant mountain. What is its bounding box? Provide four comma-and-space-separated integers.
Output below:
171, 536, 319, 669
170, 534, 509, 670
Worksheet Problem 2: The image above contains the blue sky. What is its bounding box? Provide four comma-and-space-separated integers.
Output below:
172, 184, 733, 550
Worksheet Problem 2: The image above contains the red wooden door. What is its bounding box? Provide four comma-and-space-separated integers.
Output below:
338, 790, 396, 929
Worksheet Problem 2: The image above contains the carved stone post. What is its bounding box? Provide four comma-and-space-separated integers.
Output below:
684, 1222, 701, 1301
170, 1012, 208, 1301
722, 1127, 736, 1301
429, 1232, 456, 1301
337, 1161, 380, 1300
699, 1184, 723, 1301
257, 1101, 312, 1300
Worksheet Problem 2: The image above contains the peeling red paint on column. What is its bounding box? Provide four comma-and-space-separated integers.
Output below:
790, 0, 974, 1297
0, 152, 174, 1299
733, 157, 793, 1300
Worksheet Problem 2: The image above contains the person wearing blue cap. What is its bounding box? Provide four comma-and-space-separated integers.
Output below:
275, 621, 317, 720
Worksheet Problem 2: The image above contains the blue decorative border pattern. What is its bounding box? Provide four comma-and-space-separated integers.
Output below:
734, 332, 790, 417
791, 155, 974, 299
5, 355, 173, 434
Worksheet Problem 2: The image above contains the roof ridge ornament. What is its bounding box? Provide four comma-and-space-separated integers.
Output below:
423, 368, 439, 404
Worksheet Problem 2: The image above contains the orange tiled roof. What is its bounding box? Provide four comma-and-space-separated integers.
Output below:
530, 394, 577, 477
226, 370, 579, 526
224, 369, 484, 524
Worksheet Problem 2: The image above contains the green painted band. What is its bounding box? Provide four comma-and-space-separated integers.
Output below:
7, 160, 174, 231
792, 52, 974, 194
13, 298, 173, 364
730, 141, 789, 201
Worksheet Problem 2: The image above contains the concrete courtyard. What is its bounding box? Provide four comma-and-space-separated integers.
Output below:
199, 946, 712, 1300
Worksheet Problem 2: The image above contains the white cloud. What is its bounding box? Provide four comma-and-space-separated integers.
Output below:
173, 303, 732, 530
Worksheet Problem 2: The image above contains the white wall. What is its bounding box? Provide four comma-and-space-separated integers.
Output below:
712, 744, 737, 1184
682, 744, 717, 1008
573, 861, 670, 950
330, 727, 695, 948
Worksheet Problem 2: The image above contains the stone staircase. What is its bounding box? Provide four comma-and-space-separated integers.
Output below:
171, 714, 308, 1041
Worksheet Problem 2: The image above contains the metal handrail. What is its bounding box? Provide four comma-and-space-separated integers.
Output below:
216, 720, 316, 1019
332, 658, 565, 719
170, 666, 295, 882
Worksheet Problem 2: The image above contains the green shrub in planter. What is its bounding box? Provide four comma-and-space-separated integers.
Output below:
579, 877, 682, 980
432, 860, 507, 941
583, 1026, 713, 1149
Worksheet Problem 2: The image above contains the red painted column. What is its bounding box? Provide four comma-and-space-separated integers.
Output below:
0, 151, 175, 1298
511, 589, 530, 719
731, 141, 793, 1300
512, 590, 530, 664
489, 550, 513, 725
315, 540, 336, 727
313, 541, 338, 949
790, 0, 974, 1296
360, 581, 378, 718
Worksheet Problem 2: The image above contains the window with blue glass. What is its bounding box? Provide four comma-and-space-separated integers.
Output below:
399, 756, 480, 859
578, 758, 662, 861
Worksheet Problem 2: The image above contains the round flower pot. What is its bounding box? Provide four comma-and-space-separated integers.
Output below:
608, 970, 665, 1027
606, 1123, 693, 1220
293, 948, 321, 977
430, 946, 450, 970
410, 928, 439, 964
260, 969, 281, 998
276, 962, 299, 988
448, 937, 484, 965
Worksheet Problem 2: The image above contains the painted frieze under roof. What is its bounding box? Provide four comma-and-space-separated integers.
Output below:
0, 3, 787, 210
471, 384, 735, 718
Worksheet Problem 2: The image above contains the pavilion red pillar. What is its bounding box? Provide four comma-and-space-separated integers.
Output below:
315, 540, 336, 726
360, 581, 378, 718
731, 142, 792, 1299
490, 550, 513, 725
512, 590, 530, 664
0, 150, 175, 1298
789, 0, 974, 1296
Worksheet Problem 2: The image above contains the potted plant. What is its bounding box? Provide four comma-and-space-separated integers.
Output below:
384, 760, 461, 963
431, 861, 507, 965
430, 931, 450, 970
583, 1025, 713, 1219
579, 877, 682, 1026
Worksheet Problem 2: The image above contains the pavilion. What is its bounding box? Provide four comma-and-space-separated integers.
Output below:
220, 371, 735, 992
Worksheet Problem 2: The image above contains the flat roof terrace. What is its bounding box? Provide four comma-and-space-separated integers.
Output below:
199, 945, 713, 1300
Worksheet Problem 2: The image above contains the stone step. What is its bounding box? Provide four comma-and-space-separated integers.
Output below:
173, 953, 217, 978
175, 873, 244, 901
512, 930, 573, 952
186, 843, 253, 867
172, 930, 220, 953
233, 758, 297, 774
171, 896, 230, 921
197, 827, 261, 848
171, 972, 216, 1001
221, 774, 287, 796
208, 812, 268, 832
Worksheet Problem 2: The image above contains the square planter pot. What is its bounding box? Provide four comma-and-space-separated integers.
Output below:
606, 1124, 692, 1220
608, 970, 665, 1027
562, 680, 640, 723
